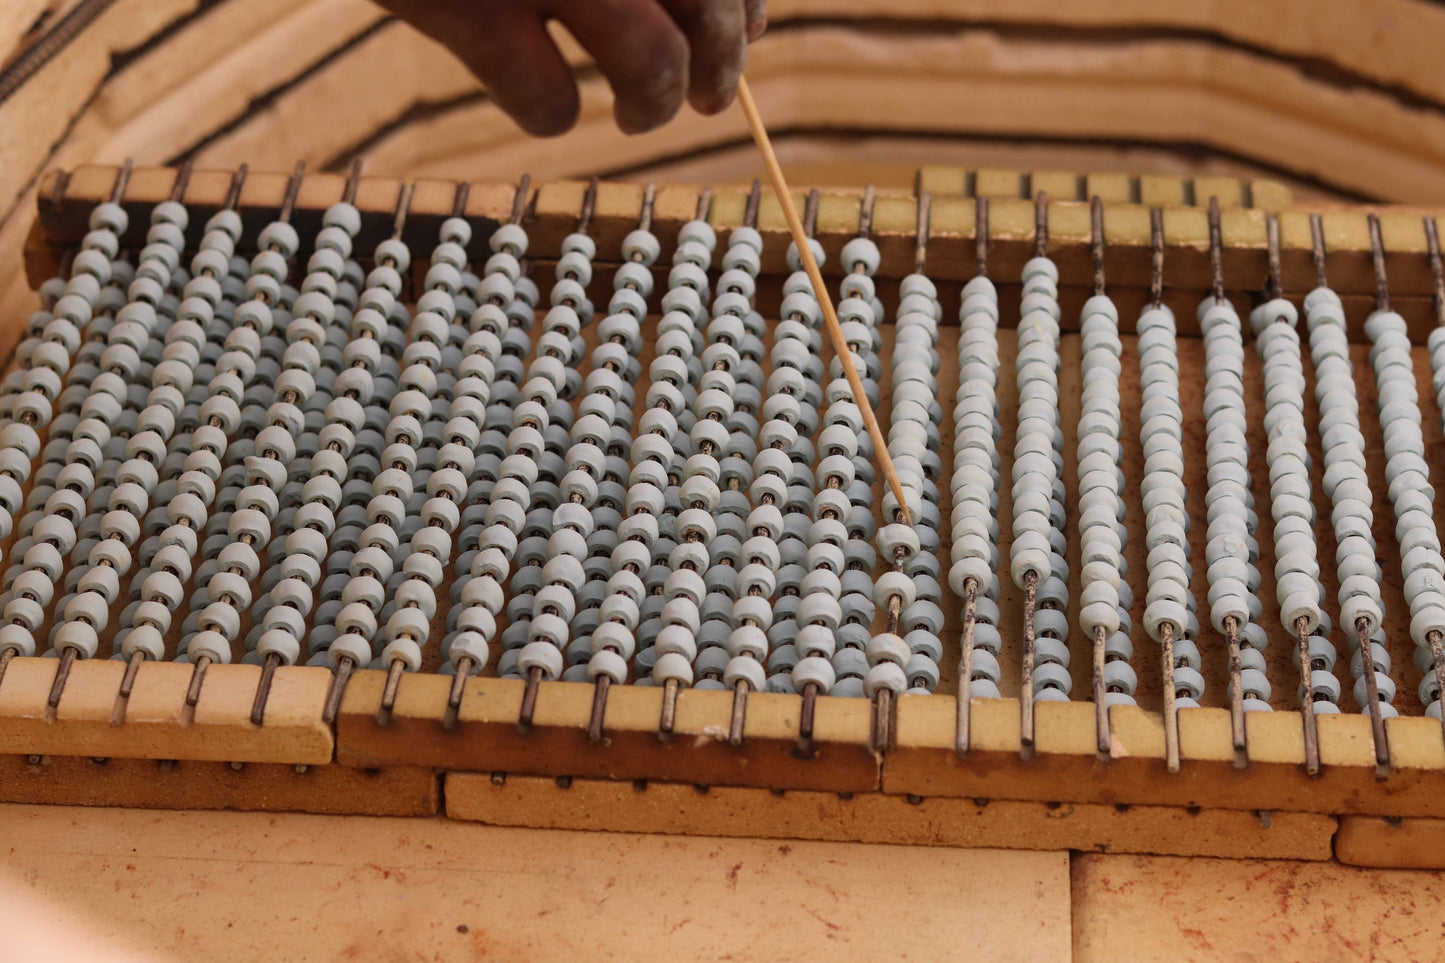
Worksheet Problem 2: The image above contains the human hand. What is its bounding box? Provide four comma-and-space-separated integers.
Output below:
376, 0, 766, 136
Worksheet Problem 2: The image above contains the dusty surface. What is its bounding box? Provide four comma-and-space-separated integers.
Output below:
0, 803, 1069, 962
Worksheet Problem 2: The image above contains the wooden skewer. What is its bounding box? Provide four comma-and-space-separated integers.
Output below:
735, 77, 913, 528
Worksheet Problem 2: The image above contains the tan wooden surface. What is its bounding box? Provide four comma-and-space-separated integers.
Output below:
3, 803, 1443, 961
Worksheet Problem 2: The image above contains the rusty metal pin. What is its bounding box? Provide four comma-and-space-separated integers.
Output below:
443, 656, 473, 732
278, 160, 306, 223
1309, 212, 1328, 291
975, 194, 989, 278
1295, 616, 1321, 776
1019, 570, 1039, 758
1429, 629, 1445, 754
376, 657, 405, 726
517, 665, 543, 734
1207, 195, 1225, 306
803, 188, 820, 239
46, 645, 77, 711
587, 673, 611, 743
578, 176, 599, 234
510, 173, 531, 225
744, 178, 762, 230
1090, 194, 1106, 297
321, 654, 354, 726
857, 184, 876, 239
224, 163, 249, 212
342, 157, 364, 205
659, 677, 680, 738
728, 678, 750, 747
1149, 207, 1165, 308
1092, 625, 1110, 760
1161, 621, 1181, 774
872, 687, 893, 755
914, 190, 931, 276
169, 158, 194, 204
249, 652, 280, 727
118, 648, 145, 700
1034, 190, 1048, 260
1367, 213, 1390, 312
797, 682, 819, 757
955, 577, 978, 756
390, 181, 415, 241
638, 181, 657, 234
696, 184, 713, 222
0, 647, 14, 691
185, 654, 211, 709
111, 157, 134, 204
1265, 213, 1283, 302
450, 178, 471, 220
1357, 617, 1391, 777
1427, 216, 1445, 332
1225, 616, 1247, 769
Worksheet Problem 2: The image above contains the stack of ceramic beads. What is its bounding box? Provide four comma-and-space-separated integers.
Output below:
1137, 302, 1193, 678
1365, 306, 1440, 718
445, 223, 539, 682
53, 194, 191, 668
760, 239, 827, 694
1301, 287, 1362, 715
887, 261, 945, 695
0, 202, 128, 664
725, 222, 780, 701
949, 275, 1004, 698
1013, 256, 1069, 703
648, 219, 718, 694
1423, 322, 1445, 717
1077, 292, 1135, 707
685, 214, 758, 693
1250, 297, 1325, 713
1194, 294, 1260, 713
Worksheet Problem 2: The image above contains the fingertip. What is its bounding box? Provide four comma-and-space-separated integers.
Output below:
745, 0, 767, 41
512, 88, 581, 137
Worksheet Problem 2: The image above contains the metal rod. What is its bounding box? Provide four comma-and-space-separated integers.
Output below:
955, 577, 977, 756
1265, 214, 1283, 302
1296, 616, 1321, 776
797, 682, 818, 757
249, 652, 280, 726
517, 665, 543, 733
443, 656, 473, 732
974, 194, 989, 278
1225, 616, 1248, 769
1090, 194, 1105, 296
728, 679, 750, 747
1093, 625, 1110, 759
857, 184, 875, 238
342, 157, 364, 205
510, 173, 531, 225
1019, 569, 1038, 758
743, 178, 762, 229
1161, 621, 1181, 774
587, 673, 610, 742
1035, 191, 1049, 260
321, 654, 354, 726
659, 677, 680, 738
1149, 207, 1165, 308
1357, 617, 1391, 777
1310, 212, 1328, 291
1207, 195, 1225, 306
185, 654, 211, 709
1368, 212, 1390, 312
914, 190, 931, 275
278, 160, 306, 223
